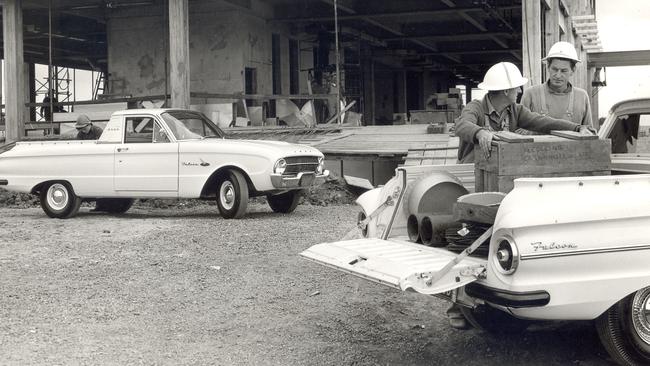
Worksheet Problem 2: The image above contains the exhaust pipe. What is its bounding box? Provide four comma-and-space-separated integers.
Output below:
407, 214, 422, 243
419, 214, 455, 247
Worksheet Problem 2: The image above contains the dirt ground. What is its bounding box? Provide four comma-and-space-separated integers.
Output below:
0, 197, 618, 365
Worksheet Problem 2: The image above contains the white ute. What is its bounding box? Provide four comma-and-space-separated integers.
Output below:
0, 109, 328, 219
302, 125, 650, 366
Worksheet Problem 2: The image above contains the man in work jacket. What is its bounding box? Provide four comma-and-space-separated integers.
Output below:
455, 61, 593, 164
518, 41, 593, 133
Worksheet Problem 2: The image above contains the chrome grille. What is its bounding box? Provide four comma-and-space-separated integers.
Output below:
284, 156, 319, 175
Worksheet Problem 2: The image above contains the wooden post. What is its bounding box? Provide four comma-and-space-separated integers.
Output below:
544, 0, 559, 55
522, 0, 543, 86
168, 0, 190, 109
3, 0, 26, 142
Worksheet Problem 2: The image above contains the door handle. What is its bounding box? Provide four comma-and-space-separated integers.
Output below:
117, 147, 129, 152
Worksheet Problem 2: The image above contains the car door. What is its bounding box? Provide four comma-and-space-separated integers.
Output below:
114, 115, 179, 192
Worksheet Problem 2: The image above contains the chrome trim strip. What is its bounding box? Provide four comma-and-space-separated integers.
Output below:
521, 244, 650, 260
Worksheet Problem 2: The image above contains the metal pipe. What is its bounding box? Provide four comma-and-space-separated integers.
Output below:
419, 214, 454, 247
407, 214, 421, 243
334, 0, 341, 124
48, 0, 53, 131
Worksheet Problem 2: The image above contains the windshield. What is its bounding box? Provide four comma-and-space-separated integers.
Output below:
161, 111, 225, 140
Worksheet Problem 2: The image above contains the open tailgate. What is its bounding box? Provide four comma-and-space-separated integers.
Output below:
301, 238, 487, 295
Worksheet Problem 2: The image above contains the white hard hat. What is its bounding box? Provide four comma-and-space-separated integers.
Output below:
543, 41, 580, 62
478, 62, 528, 91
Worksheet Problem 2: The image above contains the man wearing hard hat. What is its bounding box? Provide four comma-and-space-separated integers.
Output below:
455, 61, 593, 163
75, 114, 103, 140
519, 41, 593, 133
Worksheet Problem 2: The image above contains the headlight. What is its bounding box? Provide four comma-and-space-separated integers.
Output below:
274, 158, 287, 174
493, 237, 519, 275
317, 157, 324, 174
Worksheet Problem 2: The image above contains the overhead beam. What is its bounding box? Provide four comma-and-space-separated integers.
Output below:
318, 0, 460, 64
418, 48, 521, 56
383, 31, 511, 42
587, 50, 650, 68
438, 0, 518, 61
271, 5, 520, 22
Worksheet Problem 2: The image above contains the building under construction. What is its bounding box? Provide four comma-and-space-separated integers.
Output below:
0, 0, 616, 144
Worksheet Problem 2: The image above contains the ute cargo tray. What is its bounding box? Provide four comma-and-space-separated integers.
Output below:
301, 238, 487, 295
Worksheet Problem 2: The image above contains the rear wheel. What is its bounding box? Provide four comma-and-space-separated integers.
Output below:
216, 170, 249, 219
39, 182, 82, 219
95, 198, 135, 214
267, 190, 302, 213
460, 304, 531, 334
596, 287, 650, 366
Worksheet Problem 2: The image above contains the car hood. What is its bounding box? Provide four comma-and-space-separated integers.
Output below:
185, 138, 324, 157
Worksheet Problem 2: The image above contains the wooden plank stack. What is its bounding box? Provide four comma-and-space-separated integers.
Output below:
474, 132, 611, 193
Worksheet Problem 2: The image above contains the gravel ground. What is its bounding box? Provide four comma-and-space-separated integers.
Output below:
0, 200, 617, 365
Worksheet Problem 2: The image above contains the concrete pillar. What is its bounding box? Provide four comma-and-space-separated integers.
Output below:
26, 63, 34, 123
169, 0, 190, 109
3, 0, 26, 142
522, 1, 543, 86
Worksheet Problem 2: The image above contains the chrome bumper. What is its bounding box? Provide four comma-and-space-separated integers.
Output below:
271, 170, 329, 188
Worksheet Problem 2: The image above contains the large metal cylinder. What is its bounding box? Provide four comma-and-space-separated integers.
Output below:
407, 172, 468, 216
419, 214, 455, 247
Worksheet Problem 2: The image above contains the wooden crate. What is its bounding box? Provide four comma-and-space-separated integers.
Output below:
475, 135, 612, 193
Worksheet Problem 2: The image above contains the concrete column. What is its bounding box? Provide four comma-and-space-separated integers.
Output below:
26, 63, 34, 123
3, 0, 26, 142
522, 1, 543, 86
169, 0, 190, 109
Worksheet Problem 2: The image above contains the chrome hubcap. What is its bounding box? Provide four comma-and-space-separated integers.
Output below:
631, 287, 650, 345
220, 181, 235, 210
47, 183, 69, 211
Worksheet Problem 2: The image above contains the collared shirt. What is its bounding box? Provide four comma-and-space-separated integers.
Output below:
485, 96, 511, 131
454, 95, 581, 163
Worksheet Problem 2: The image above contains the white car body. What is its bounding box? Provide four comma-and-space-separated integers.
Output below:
302, 99, 650, 365
0, 109, 328, 218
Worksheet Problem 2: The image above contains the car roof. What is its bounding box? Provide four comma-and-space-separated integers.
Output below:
608, 98, 650, 115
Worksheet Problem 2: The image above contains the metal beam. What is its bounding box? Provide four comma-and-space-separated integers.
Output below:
271, 5, 520, 22
383, 31, 511, 42
418, 48, 521, 56
588, 50, 650, 68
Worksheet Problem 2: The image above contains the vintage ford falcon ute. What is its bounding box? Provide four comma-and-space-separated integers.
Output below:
302, 131, 650, 366
0, 109, 328, 219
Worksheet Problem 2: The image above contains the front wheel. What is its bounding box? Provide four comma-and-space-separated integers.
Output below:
216, 170, 249, 219
596, 287, 650, 366
39, 181, 82, 219
267, 190, 302, 214
460, 304, 531, 334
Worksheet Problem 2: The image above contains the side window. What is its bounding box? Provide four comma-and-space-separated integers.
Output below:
607, 113, 650, 154
124, 117, 155, 143
637, 114, 650, 153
